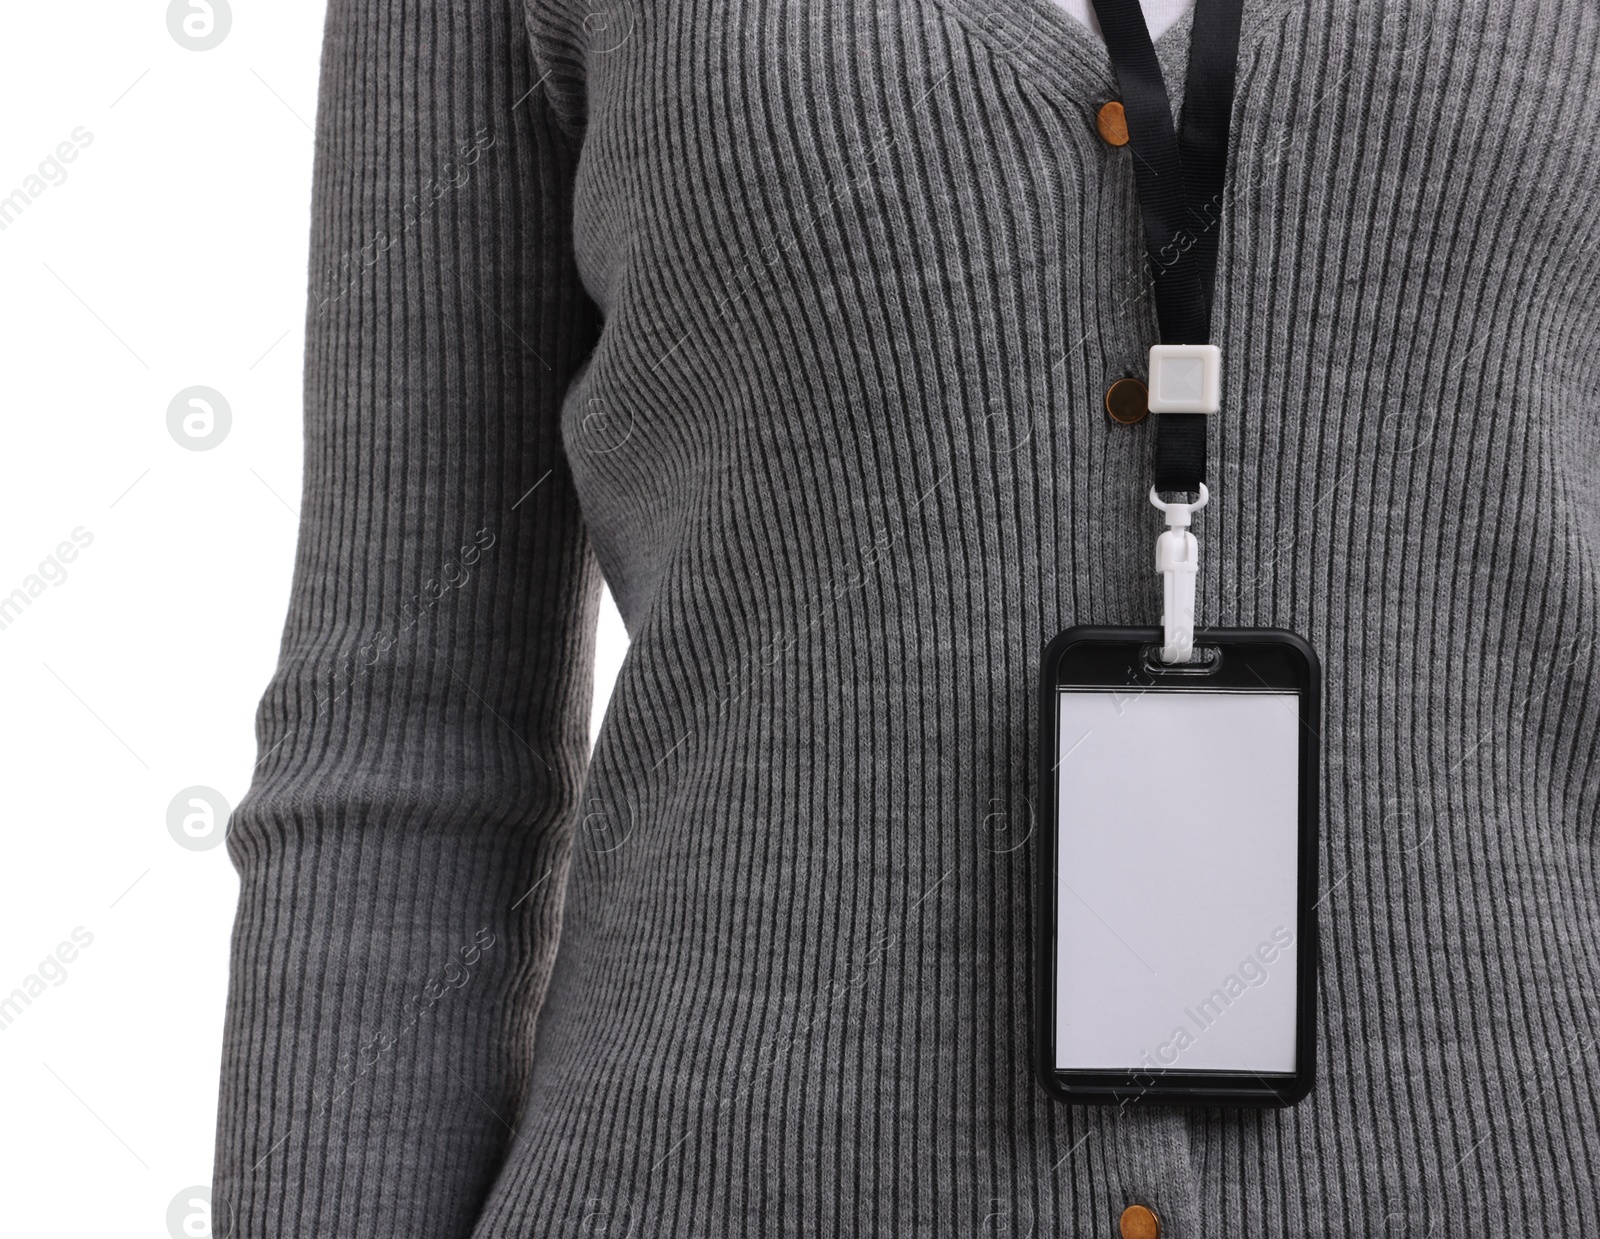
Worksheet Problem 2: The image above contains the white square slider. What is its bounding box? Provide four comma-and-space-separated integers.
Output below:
1146, 343, 1222, 414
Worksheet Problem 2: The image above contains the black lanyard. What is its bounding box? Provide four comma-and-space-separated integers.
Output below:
1091, 0, 1245, 493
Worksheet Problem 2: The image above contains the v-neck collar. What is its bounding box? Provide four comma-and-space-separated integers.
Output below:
929, 0, 1218, 112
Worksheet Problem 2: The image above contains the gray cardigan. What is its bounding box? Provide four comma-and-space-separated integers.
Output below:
212, 0, 1600, 1234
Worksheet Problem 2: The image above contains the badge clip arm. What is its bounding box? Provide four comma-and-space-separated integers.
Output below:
1149, 482, 1209, 664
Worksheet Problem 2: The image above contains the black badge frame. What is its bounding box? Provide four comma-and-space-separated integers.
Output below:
1034, 626, 1321, 1107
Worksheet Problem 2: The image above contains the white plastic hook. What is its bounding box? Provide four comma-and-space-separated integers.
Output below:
1149, 483, 1210, 664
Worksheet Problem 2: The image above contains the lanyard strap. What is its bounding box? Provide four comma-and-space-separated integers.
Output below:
1091, 0, 1245, 493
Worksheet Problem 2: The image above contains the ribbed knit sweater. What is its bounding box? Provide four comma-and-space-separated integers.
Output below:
212, 1, 1600, 1235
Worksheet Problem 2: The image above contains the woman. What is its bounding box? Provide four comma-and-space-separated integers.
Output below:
212, 0, 1600, 1234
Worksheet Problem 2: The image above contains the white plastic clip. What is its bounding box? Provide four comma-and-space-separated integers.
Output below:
1147, 344, 1222, 413
1150, 483, 1210, 664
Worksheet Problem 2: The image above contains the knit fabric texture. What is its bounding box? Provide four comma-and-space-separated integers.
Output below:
212, 0, 1600, 1234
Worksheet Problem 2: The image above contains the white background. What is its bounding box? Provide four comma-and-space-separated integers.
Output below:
0, 4, 628, 1234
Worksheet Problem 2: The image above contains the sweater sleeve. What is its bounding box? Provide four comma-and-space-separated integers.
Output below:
210, 3, 600, 1235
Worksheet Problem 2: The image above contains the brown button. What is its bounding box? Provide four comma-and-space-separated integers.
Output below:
1104, 377, 1149, 424
1120, 1204, 1161, 1239
1097, 100, 1130, 146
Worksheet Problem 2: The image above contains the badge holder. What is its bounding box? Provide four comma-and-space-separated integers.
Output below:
1035, 620, 1320, 1107
1037, 342, 1319, 1108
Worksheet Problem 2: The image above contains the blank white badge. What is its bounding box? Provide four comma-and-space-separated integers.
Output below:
1054, 688, 1300, 1074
